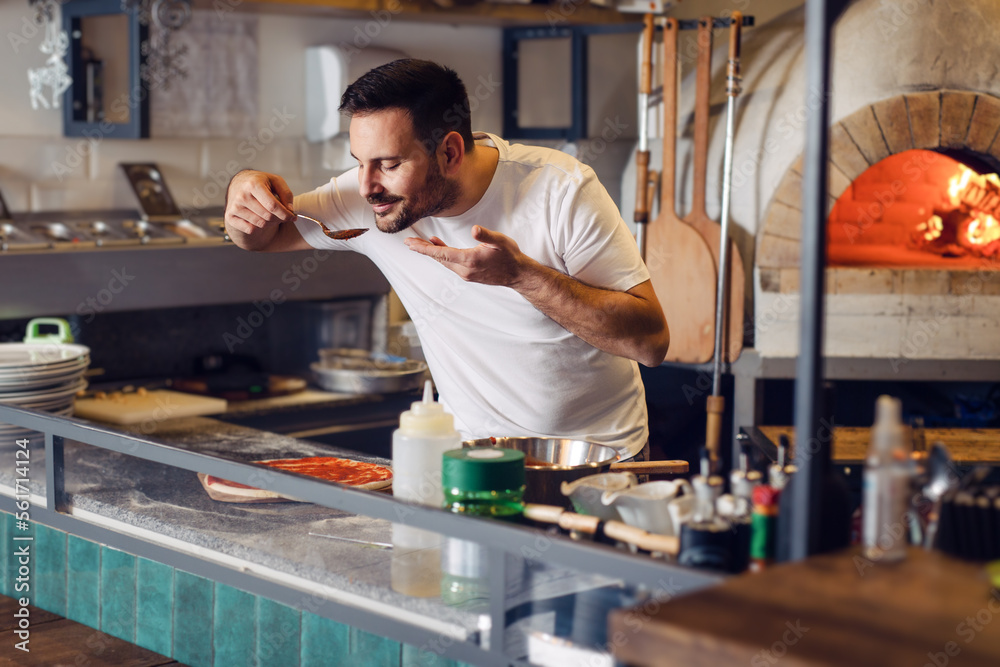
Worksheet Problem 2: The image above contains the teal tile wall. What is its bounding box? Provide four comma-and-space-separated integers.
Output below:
0, 512, 478, 667
173, 570, 214, 667
101, 546, 136, 643
67, 534, 101, 628
301, 611, 351, 667
352, 627, 403, 667
214, 583, 256, 666
34, 524, 67, 616
402, 643, 460, 667
257, 597, 301, 667
136, 557, 173, 656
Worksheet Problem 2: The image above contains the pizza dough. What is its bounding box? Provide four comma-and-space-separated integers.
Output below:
198, 456, 393, 503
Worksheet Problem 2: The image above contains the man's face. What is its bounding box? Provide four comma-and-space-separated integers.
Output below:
349, 108, 459, 234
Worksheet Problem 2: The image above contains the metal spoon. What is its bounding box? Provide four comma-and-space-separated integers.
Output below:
297, 214, 368, 240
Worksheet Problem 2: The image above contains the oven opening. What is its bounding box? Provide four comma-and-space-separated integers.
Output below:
828, 149, 1000, 268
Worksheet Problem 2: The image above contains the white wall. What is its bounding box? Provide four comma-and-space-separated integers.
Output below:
0, 4, 502, 213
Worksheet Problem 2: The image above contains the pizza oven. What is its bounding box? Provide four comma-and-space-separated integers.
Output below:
827, 151, 1000, 268
675, 0, 1000, 362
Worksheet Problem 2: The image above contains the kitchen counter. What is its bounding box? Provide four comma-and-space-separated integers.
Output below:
220, 388, 378, 415
214, 388, 420, 458
0, 409, 657, 663
608, 547, 1000, 667
749, 425, 1000, 464
73, 383, 422, 459
57, 416, 485, 638
1, 416, 477, 630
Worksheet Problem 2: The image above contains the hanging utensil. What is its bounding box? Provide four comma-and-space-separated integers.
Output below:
645, 17, 718, 364
633, 13, 656, 258
684, 17, 746, 363
923, 442, 959, 549
705, 12, 746, 466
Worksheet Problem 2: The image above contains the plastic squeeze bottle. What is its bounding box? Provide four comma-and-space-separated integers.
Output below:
862, 395, 912, 562
390, 380, 462, 597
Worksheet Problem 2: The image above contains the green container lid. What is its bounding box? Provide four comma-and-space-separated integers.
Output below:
442, 448, 525, 492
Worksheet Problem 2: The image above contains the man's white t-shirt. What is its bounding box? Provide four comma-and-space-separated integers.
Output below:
293, 132, 651, 457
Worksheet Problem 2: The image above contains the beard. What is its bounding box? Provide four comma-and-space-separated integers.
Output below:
368, 160, 459, 234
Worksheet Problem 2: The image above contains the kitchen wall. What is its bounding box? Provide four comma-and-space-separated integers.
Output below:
0, 1, 649, 220
0, 3, 504, 215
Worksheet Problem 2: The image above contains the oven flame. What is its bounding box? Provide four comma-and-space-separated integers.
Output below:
965, 212, 1000, 246
829, 149, 1000, 266
944, 165, 1000, 254
948, 166, 975, 205
917, 215, 944, 242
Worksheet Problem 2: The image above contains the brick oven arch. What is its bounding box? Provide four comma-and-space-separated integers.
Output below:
757, 91, 1000, 274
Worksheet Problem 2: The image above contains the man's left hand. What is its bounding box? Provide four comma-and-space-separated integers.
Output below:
404, 225, 532, 287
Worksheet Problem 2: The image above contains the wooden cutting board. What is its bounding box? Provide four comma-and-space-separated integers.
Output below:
74, 390, 227, 424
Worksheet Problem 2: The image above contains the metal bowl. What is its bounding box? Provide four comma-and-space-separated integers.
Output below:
463, 437, 620, 469
311, 348, 427, 394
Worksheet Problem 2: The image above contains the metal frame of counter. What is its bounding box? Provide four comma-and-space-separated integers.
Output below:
662, 348, 1000, 469
0, 403, 723, 666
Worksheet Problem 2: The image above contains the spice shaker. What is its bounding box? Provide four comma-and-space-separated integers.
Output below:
441, 447, 526, 607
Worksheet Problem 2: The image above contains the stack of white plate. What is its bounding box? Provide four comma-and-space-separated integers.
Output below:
0, 342, 90, 440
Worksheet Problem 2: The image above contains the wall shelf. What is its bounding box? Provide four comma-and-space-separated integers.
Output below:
235, 0, 634, 26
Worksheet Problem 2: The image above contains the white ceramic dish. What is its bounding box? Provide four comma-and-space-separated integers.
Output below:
0, 343, 90, 369
602, 479, 694, 537
0, 358, 88, 380
0, 357, 88, 376
0, 372, 88, 391
560, 472, 637, 521
0, 379, 87, 403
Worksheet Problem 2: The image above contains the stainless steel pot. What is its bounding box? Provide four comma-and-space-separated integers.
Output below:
311, 348, 427, 394
463, 437, 688, 508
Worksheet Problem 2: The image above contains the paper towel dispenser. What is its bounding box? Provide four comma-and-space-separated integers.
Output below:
305, 45, 408, 143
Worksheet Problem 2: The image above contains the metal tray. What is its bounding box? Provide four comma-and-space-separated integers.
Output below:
311, 349, 427, 394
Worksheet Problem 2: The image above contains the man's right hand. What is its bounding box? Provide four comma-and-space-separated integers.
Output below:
224, 170, 298, 251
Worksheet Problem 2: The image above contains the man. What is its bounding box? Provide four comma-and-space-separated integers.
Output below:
224, 59, 668, 459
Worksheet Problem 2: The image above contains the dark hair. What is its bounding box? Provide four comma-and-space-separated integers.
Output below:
339, 59, 474, 154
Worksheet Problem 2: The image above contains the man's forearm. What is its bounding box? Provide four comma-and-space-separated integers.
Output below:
512, 262, 669, 367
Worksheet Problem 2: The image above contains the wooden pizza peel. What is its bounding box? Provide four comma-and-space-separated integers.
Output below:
643, 17, 718, 364
684, 17, 746, 363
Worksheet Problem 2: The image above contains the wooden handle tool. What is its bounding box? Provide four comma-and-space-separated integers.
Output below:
524, 504, 680, 555
633, 13, 656, 257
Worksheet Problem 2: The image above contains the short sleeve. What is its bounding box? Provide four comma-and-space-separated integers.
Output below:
556, 168, 650, 292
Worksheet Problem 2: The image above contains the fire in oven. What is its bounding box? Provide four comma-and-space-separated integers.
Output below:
828, 149, 1000, 267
